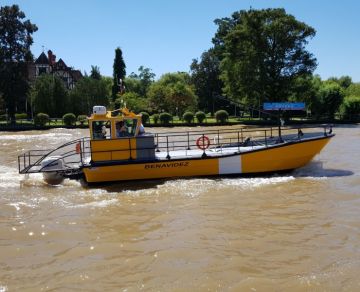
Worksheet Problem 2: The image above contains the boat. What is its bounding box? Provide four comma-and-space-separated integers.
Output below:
18, 106, 334, 185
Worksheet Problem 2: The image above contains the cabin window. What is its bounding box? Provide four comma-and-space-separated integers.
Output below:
92, 120, 111, 139
125, 119, 138, 136
115, 121, 127, 138
115, 119, 138, 138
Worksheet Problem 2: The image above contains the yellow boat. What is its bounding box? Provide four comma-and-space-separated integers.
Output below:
18, 106, 334, 185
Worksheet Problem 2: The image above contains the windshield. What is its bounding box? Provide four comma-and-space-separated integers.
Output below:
92, 120, 111, 139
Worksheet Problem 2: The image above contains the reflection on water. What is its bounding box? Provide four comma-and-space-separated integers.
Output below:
1, 126, 360, 291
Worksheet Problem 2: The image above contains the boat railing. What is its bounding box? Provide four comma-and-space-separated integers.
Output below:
85, 125, 333, 161
18, 137, 92, 174
152, 125, 333, 154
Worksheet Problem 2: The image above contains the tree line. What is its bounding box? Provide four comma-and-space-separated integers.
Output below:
1, 5, 360, 123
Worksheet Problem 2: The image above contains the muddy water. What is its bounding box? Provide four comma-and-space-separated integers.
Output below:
0, 126, 360, 291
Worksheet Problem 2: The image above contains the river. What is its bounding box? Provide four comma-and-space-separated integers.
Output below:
0, 125, 359, 291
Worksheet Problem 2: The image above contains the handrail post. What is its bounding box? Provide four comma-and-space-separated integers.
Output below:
187, 132, 190, 150
217, 130, 220, 147
241, 129, 243, 143
128, 138, 133, 160
265, 130, 267, 147
201, 134, 207, 158
156, 133, 160, 152
79, 139, 83, 164
278, 109, 283, 143
166, 136, 171, 159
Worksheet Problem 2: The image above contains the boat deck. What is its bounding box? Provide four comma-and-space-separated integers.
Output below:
155, 145, 265, 160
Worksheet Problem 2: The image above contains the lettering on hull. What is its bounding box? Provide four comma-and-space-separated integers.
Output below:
144, 161, 190, 169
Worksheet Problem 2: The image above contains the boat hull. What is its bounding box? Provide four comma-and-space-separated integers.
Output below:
82, 136, 332, 183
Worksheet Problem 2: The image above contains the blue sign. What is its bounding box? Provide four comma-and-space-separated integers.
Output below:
263, 102, 306, 111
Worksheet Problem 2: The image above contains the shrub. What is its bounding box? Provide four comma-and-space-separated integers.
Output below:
63, 113, 76, 126
195, 111, 206, 123
0, 114, 7, 121
15, 113, 27, 120
77, 115, 87, 125
152, 113, 160, 124
159, 112, 172, 125
215, 110, 229, 124
34, 113, 49, 127
340, 96, 360, 120
140, 112, 150, 124
182, 111, 194, 123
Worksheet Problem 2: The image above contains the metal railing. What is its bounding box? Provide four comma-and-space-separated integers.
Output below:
18, 138, 91, 175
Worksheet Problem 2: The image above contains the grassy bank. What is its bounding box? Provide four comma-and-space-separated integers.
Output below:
0, 116, 358, 132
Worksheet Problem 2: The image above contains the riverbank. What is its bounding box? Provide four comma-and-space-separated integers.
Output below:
0, 118, 358, 132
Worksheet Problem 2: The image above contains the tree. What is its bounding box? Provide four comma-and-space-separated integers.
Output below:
345, 82, 360, 97
90, 65, 101, 80
328, 76, 352, 89
147, 72, 198, 115
128, 66, 156, 97
102, 76, 113, 97
112, 47, 126, 99
313, 82, 344, 119
0, 93, 4, 114
339, 81, 360, 120
115, 91, 148, 113
0, 5, 38, 122
215, 8, 317, 107
124, 77, 142, 96
190, 48, 223, 114
30, 74, 68, 117
340, 96, 360, 120
69, 77, 110, 115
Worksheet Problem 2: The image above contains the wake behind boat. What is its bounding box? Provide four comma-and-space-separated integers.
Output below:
18, 106, 334, 185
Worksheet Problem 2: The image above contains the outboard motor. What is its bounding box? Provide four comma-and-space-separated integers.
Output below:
41, 156, 65, 185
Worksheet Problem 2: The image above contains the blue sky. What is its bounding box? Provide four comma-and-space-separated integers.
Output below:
3, 0, 360, 81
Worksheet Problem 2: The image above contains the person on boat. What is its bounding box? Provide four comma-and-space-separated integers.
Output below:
139, 123, 145, 135
101, 125, 107, 138
116, 121, 127, 137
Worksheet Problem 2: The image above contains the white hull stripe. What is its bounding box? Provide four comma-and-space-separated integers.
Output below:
218, 155, 242, 175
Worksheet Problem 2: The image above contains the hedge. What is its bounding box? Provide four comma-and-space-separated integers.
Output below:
182, 111, 194, 123
63, 113, 76, 126
34, 113, 49, 127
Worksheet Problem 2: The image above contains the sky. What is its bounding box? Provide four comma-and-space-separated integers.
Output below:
2, 0, 360, 81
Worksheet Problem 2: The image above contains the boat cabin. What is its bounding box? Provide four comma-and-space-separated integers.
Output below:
88, 106, 155, 162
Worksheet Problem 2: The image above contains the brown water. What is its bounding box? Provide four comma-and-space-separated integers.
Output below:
0, 126, 360, 291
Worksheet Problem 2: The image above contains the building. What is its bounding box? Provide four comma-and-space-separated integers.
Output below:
28, 50, 82, 89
